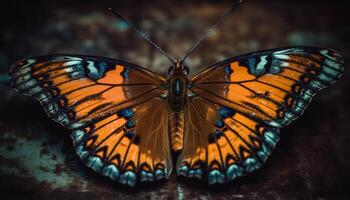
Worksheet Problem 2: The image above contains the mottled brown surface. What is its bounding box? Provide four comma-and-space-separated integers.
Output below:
0, 0, 349, 199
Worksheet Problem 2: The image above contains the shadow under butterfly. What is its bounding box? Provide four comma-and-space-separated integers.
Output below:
9, 0, 344, 187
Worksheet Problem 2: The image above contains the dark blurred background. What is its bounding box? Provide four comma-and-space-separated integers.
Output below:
0, 0, 349, 199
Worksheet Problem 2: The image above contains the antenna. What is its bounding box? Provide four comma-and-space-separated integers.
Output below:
181, 0, 244, 63
108, 8, 176, 65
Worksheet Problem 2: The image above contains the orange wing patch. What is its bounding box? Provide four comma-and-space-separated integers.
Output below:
177, 96, 279, 184
97, 65, 124, 84
228, 62, 255, 82
72, 97, 172, 186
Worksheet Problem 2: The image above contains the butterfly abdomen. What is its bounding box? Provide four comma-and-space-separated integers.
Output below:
169, 111, 184, 152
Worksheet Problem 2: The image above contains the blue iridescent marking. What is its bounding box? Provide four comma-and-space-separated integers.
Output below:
71, 130, 84, 144
247, 56, 267, 76
208, 170, 225, 184
188, 169, 202, 179
257, 149, 269, 162
75, 145, 89, 160
99, 62, 108, 70
178, 165, 189, 176
264, 131, 278, 148
126, 119, 135, 129
218, 107, 235, 118
270, 60, 282, 74
155, 169, 165, 180
118, 108, 133, 118
215, 119, 224, 128
119, 171, 136, 186
225, 65, 232, 74
125, 131, 134, 138
214, 130, 223, 138
70, 63, 85, 79
243, 157, 260, 173
86, 156, 103, 172
102, 165, 120, 181
226, 164, 243, 181
247, 58, 256, 69
87, 61, 108, 80
121, 67, 130, 78
175, 79, 181, 95
97, 62, 108, 78
261, 141, 272, 155
187, 83, 194, 88
140, 171, 154, 182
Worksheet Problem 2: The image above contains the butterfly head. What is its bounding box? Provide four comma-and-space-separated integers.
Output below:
168, 59, 189, 75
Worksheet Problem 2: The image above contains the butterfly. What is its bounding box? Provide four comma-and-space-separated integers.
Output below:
9, 4, 344, 187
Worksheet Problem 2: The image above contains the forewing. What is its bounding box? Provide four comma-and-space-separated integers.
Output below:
10, 55, 166, 129
191, 47, 343, 127
10, 55, 172, 186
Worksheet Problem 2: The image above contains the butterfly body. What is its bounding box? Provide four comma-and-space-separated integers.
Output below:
10, 47, 344, 186
167, 61, 190, 152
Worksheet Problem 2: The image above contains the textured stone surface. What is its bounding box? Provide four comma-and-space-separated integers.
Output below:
0, 0, 349, 199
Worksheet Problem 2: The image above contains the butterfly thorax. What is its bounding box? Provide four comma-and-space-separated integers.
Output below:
167, 61, 189, 152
